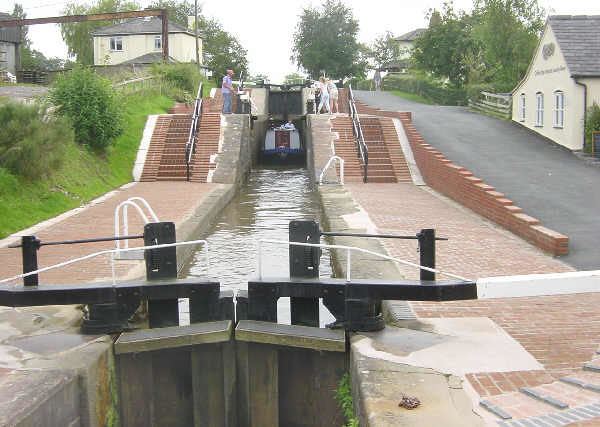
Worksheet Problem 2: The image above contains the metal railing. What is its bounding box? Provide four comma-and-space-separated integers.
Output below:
347, 85, 369, 182
319, 155, 345, 185
185, 82, 204, 181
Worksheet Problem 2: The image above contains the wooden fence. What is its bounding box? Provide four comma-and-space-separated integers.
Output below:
468, 91, 511, 119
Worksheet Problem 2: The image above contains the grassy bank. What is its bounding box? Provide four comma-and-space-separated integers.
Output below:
389, 90, 433, 105
0, 92, 173, 238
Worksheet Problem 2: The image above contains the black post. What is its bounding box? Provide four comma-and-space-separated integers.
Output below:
418, 229, 436, 281
289, 220, 320, 327
144, 222, 179, 328
21, 236, 40, 286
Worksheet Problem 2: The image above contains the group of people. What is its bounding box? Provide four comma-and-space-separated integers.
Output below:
314, 77, 339, 114
221, 69, 340, 115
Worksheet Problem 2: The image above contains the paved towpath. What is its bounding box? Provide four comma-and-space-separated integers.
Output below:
355, 90, 600, 270
0, 85, 48, 102
0, 181, 219, 284
347, 183, 600, 422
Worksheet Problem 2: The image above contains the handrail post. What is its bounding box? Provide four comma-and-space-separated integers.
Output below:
418, 229, 436, 281
21, 236, 40, 286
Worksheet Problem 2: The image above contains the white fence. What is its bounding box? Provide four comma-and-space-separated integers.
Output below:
469, 91, 511, 119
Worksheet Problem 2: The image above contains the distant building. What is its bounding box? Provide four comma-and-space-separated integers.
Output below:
512, 15, 600, 151
91, 16, 202, 66
0, 12, 20, 74
394, 28, 426, 59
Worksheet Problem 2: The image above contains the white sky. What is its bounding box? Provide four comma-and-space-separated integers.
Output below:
3, 0, 600, 82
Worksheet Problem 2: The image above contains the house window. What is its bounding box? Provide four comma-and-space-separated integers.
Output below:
154, 35, 162, 50
519, 94, 526, 122
535, 92, 544, 127
110, 37, 123, 51
553, 91, 565, 128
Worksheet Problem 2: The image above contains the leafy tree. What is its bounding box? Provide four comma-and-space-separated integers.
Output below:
197, 16, 248, 83
60, 0, 140, 65
472, 0, 544, 90
412, 3, 477, 86
50, 67, 123, 151
148, 0, 195, 28
291, 0, 365, 80
370, 31, 401, 70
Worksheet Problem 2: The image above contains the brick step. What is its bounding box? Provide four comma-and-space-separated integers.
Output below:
522, 381, 600, 409
479, 391, 560, 420
365, 176, 397, 183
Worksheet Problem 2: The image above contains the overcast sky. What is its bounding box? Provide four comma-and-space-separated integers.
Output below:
3, 0, 600, 82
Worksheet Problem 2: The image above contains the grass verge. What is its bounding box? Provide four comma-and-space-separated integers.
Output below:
389, 89, 434, 105
0, 92, 173, 238
336, 373, 359, 427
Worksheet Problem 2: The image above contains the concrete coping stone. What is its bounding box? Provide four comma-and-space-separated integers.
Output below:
235, 320, 346, 352
114, 320, 232, 354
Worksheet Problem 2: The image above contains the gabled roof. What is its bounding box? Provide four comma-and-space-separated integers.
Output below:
394, 28, 426, 42
0, 12, 21, 44
92, 16, 197, 37
549, 15, 600, 78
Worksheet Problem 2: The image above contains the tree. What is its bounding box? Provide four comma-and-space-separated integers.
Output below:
412, 3, 477, 86
291, 0, 365, 80
472, 0, 544, 90
197, 16, 248, 83
370, 31, 401, 70
148, 0, 194, 28
60, 0, 140, 65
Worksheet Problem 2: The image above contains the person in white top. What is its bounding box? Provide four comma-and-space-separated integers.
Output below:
327, 79, 339, 113
317, 77, 330, 114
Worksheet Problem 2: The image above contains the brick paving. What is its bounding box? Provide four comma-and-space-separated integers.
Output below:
0, 182, 218, 284
346, 182, 600, 418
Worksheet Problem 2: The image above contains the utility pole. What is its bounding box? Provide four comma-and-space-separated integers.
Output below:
194, 0, 200, 71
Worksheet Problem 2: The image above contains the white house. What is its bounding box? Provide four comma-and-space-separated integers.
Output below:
394, 28, 426, 59
512, 15, 600, 151
92, 16, 202, 66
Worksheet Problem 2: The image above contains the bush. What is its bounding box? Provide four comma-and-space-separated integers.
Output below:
0, 101, 74, 180
585, 103, 600, 153
50, 67, 123, 151
151, 63, 202, 98
382, 73, 468, 105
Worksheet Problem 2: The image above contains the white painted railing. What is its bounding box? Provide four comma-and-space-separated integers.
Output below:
114, 197, 159, 253
256, 239, 469, 282
319, 156, 345, 185
0, 239, 209, 286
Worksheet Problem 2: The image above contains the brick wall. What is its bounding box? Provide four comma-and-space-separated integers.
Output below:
355, 101, 568, 256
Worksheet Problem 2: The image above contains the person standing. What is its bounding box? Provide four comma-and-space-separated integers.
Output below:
222, 69, 235, 114
317, 77, 330, 114
327, 79, 339, 113
373, 69, 382, 91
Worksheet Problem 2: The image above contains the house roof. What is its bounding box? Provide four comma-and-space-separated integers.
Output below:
0, 12, 21, 44
549, 15, 600, 77
92, 16, 198, 37
394, 28, 426, 42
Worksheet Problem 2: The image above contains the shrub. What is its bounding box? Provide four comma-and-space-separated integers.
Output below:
0, 101, 74, 180
382, 73, 468, 105
335, 374, 359, 427
152, 63, 202, 96
50, 67, 123, 151
585, 103, 600, 153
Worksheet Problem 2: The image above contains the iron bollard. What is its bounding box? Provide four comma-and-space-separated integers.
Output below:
21, 236, 40, 286
417, 229, 436, 281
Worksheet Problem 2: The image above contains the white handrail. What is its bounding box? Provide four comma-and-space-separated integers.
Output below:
256, 239, 469, 282
114, 197, 160, 251
319, 156, 345, 185
0, 239, 210, 286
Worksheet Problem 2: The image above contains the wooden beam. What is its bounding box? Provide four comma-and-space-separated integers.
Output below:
0, 9, 166, 28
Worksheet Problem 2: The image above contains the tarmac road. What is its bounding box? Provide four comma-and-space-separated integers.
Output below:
356, 90, 600, 270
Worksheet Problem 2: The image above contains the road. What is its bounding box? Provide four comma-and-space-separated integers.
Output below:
355, 90, 600, 270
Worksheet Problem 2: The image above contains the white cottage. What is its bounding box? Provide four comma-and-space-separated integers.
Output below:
512, 15, 600, 151
92, 16, 202, 66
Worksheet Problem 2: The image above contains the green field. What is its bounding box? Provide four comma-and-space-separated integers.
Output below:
0, 93, 173, 238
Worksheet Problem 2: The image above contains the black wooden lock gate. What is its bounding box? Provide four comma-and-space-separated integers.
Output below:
0, 220, 476, 334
